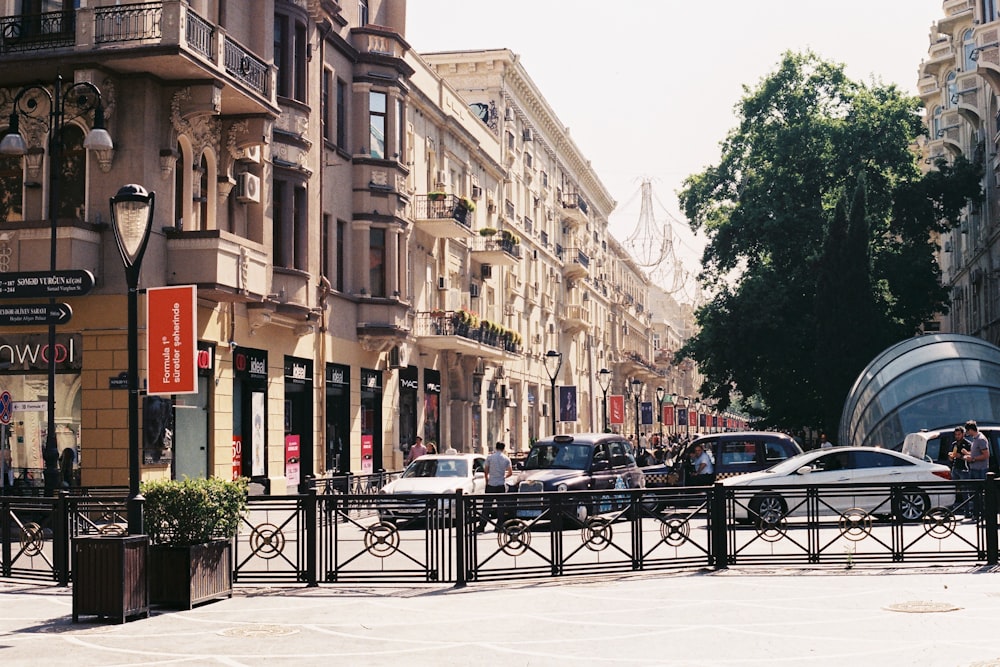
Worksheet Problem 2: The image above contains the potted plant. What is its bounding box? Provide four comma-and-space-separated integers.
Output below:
427, 191, 446, 201
142, 476, 248, 609
479, 227, 497, 236
459, 196, 476, 212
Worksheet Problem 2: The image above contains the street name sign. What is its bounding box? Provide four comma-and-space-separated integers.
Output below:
0, 303, 72, 325
0, 270, 95, 298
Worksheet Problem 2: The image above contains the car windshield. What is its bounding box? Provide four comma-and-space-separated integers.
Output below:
524, 444, 591, 470
402, 458, 468, 478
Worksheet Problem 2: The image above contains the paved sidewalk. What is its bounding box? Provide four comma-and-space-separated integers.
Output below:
2, 567, 1000, 666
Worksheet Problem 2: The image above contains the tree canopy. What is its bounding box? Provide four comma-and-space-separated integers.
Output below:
677, 51, 980, 433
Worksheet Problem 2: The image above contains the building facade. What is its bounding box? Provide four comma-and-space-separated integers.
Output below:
921, 0, 1000, 343
0, 0, 699, 494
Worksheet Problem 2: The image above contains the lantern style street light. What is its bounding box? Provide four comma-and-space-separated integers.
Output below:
543, 350, 562, 436
1, 76, 112, 496
597, 368, 612, 433
111, 184, 155, 535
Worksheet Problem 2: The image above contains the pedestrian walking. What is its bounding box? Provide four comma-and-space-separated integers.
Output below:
406, 436, 426, 465
478, 441, 512, 532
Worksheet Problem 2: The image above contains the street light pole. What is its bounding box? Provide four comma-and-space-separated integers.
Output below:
1, 76, 112, 496
630, 378, 642, 442
597, 368, 612, 433
655, 386, 664, 444
684, 396, 691, 440
111, 185, 155, 535
543, 350, 562, 437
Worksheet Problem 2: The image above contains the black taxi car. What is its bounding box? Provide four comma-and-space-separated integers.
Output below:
644, 431, 803, 488
510, 433, 645, 492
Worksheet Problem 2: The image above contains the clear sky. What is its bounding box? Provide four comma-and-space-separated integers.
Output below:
406, 1, 946, 299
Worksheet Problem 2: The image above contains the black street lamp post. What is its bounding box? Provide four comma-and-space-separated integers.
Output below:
0, 76, 112, 496
655, 386, 665, 443
683, 396, 691, 440
630, 378, 642, 441
597, 368, 612, 433
543, 350, 562, 436
110, 184, 155, 535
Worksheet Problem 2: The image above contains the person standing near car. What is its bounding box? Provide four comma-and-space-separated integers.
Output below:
948, 427, 971, 513
964, 421, 990, 520
689, 444, 714, 486
478, 441, 512, 532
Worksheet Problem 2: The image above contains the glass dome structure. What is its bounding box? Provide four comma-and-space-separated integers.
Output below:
838, 333, 1000, 448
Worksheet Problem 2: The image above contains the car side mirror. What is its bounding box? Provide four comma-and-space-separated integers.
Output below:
796, 465, 812, 475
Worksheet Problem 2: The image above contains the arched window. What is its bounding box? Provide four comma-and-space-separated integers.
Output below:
0, 129, 24, 223
945, 71, 958, 109
963, 29, 977, 71
57, 124, 85, 220
932, 105, 943, 137
174, 141, 184, 228
199, 153, 209, 230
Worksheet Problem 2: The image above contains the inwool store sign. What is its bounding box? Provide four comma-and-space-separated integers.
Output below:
146, 285, 197, 395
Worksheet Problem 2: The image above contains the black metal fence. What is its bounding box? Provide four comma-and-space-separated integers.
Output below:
3, 476, 999, 586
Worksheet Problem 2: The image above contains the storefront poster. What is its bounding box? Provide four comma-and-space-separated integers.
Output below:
232, 435, 242, 480
251, 391, 265, 477
361, 434, 373, 474
558, 386, 577, 422
285, 434, 300, 488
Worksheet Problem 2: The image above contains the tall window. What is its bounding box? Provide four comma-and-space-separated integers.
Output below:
336, 79, 347, 148
274, 14, 306, 102
199, 154, 209, 230
945, 71, 958, 109
369, 227, 386, 297
293, 185, 307, 271
984, 0, 1000, 22
396, 97, 404, 162
964, 29, 977, 72
0, 130, 23, 223
359, 0, 369, 26
336, 219, 346, 292
322, 69, 332, 142
322, 213, 331, 280
369, 91, 386, 159
57, 124, 85, 220
932, 105, 942, 137
273, 179, 286, 266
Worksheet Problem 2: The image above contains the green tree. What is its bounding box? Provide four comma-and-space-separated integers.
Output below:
678, 51, 980, 431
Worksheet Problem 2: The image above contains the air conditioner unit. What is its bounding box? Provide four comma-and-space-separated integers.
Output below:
237, 145, 262, 164
481, 264, 493, 280
470, 283, 480, 298
235, 172, 261, 203
504, 107, 515, 122
388, 345, 407, 369
437, 276, 448, 290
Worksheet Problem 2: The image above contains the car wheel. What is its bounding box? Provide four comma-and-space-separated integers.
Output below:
893, 487, 930, 522
749, 492, 787, 528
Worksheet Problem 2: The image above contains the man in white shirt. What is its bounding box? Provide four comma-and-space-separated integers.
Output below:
478, 442, 512, 532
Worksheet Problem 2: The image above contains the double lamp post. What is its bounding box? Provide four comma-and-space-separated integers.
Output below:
2, 77, 154, 534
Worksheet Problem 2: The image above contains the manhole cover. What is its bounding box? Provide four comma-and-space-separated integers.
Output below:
219, 625, 298, 637
219, 624, 299, 638
884, 600, 960, 613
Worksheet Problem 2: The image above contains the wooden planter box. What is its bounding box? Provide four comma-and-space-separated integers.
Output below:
149, 540, 233, 609
72, 535, 149, 624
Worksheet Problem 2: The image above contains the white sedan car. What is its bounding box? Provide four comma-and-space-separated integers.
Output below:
379, 454, 486, 522
721, 446, 954, 524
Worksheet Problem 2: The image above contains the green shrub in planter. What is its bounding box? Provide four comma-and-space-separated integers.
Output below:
141, 477, 248, 546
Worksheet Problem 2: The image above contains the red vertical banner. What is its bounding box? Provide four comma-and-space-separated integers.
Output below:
690, 410, 698, 431
361, 434, 373, 474
608, 395, 625, 425
285, 434, 300, 488
662, 404, 674, 426
146, 285, 198, 395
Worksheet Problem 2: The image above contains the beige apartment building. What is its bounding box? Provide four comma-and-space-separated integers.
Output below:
921, 0, 1000, 343
0, 0, 695, 494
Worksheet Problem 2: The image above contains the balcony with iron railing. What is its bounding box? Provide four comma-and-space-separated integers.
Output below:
561, 191, 589, 228
560, 303, 591, 334
563, 247, 590, 280
0, 2, 275, 114
413, 311, 519, 360
412, 194, 475, 239
471, 232, 522, 267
